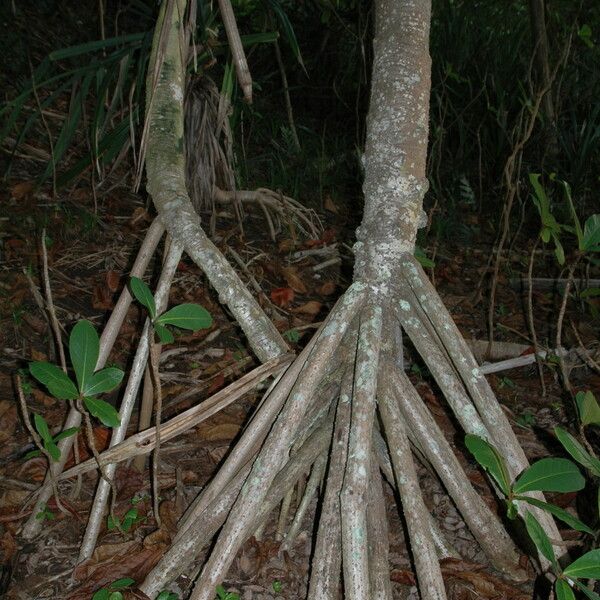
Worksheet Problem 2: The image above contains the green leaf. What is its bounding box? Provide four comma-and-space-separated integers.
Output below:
415, 245, 435, 268
512, 458, 585, 494
576, 390, 600, 426
515, 495, 595, 534
154, 323, 174, 344
108, 593, 123, 600
464, 434, 511, 496
83, 397, 120, 428
578, 24, 594, 48
109, 577, 135, 590
92, 590, 110, 600
33, 413, 52, 443
69, 320, 99, 393
524, 511, 557, 569
554, 427, 600, 477
53, 427, 80, 442
563, 549, 600, 579
129, 276, 156, 319
48, 33, 146, 60
575, 582, 600, 600
45, 439, 61, 462
155, 304, 212, 331
29, 362, 78, 400
582, 214, 600, 252
157, 593, 178, 600
555, 579, 576, 600
83, 367, 124, 396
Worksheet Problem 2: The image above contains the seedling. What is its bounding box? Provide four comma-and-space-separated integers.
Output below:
272, 579, 283, 593
35, 504, 55, 521
28, 320, 124, 447
283, 328, 300, 343
465, 434, 589, 526
92, 577, 135, 600
466, 433, 600, 599
157, 592, 179, 600
129, 276, 212, 344
215, 585, 239, 600
107, 497, 146, 532
25, 417, 79, 461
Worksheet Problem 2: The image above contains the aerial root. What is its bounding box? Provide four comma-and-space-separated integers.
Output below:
140, 266, 562, 599
398, 254, 563, 561
21, 217, 166, 540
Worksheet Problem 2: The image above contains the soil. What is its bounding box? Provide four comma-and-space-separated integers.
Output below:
0, 177, 598, 599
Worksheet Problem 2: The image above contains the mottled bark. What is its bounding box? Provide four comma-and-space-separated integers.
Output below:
135, 0, 563, 597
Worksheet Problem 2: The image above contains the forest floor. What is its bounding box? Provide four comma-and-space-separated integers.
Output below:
0, 177, 598, 600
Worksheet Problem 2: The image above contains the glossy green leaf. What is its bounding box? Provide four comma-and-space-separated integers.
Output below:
582, 214, 600, 252
155, 304, 212, 331
555, 579, 576, 600
92, 590, 110, 600
157, 592, 178, 600
69, 320, 99, 393
465, 434, 511, 496
33, 413, 52, 443
129, 276, 156, 319
515, 495, 594, 534
53, 427, 80, 442
45, 439, 61, 461
554, 427, 600, 477
512, 458, 585, 494
154, 323, 174, 344
563, 549, 600, 579
83, 397, 120, 428
29, 362, 78, 400
108, 593, 123, 600
524, 511, 557, 568
83, 367, 124, 397
576, 391, 600, 426
109, 577, 135, 590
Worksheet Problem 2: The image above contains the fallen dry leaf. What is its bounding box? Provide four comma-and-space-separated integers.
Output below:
271, 287, 295, 307
10, 181, 34, 200
292, 300, 322, 317
105, 270, 121, 292
317, 281, 337, 295
280, 266, 307, 294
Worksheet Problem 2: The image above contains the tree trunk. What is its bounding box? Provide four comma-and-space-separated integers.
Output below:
96, 0, 562, 597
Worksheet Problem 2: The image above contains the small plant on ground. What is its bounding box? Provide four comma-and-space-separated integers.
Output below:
92, 577, 135, 600
466, 430, 600, 599
215, 585, 239, 600
27, 320, 124, 461
129, 276, 212, 343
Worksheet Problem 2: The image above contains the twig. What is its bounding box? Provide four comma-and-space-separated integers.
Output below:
15, 375, 67, 515
40, 228, 67, 372
149, 334, 163, 528
526, 239, 546, 395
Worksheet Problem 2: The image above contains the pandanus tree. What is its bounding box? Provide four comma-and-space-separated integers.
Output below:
23, 0, 564, 597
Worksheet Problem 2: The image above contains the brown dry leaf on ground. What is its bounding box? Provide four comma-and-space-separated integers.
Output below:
280, 266, 308, 294
441, 558, 530, 599
69, 540, 164, 599
292, 300, 322, 317
271, 287, 294, 307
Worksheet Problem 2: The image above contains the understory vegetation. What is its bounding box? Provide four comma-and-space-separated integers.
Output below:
0, 0, 599, 599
